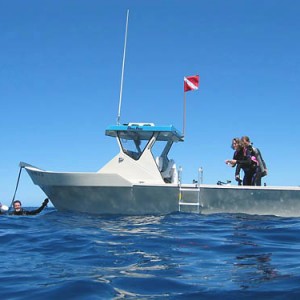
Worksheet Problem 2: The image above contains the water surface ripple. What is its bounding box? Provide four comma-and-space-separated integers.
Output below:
1, 209, 300, 299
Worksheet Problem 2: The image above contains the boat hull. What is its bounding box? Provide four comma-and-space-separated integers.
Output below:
24, 166, 300, 217
199, 185, 300, 217
40, 185, 179, 215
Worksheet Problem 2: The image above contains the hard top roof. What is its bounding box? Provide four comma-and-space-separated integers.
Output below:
105, 123, 183, 142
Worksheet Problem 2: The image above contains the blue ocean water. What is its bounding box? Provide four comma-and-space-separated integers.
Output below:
1, 209, 300, 299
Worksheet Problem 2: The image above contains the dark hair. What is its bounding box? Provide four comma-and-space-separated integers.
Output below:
231, 138, 242, 150
13, 200, 22, 206
241, 136, 251, 143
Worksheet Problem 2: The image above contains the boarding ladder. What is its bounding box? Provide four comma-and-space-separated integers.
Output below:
178, 167, 203, 213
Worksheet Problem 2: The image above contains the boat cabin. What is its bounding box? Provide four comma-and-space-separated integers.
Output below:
104, 123, 183, 184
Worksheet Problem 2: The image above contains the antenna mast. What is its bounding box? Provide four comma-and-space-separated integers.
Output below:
117, 9, 129, 125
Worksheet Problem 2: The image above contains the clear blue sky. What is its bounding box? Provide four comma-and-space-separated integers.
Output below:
1, 0, 299, 206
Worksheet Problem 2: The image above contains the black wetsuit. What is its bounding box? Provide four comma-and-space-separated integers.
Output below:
247, 145, 267, 186
9, 199, 49, 216
234, 148, 256, 186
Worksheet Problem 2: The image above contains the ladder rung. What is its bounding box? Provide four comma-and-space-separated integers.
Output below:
180, 188, 200, 191
179, 202, 200, 206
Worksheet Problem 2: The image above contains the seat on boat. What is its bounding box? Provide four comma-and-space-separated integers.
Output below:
161, 159, 178, 184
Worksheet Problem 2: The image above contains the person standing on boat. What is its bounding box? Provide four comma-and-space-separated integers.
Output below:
225, 138, 255, 186
9, 199, 49, 216
241, 136, 267, 186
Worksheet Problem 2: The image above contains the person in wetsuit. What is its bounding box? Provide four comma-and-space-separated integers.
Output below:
9, 199, 49, 215
241, 136, 267, 186
225, 138, 256, 186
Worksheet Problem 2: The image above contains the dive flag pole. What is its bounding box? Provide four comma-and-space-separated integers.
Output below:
182, 75, 200, 137
182, 91, 187, 138
117, 9, 129, 125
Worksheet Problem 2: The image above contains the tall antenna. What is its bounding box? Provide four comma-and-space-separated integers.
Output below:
117, 9, 129, 125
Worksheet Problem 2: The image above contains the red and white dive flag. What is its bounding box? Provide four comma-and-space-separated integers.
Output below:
184, 75, 200, 92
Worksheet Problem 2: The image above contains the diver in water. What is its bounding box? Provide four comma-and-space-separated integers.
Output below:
9, 198, 49, 216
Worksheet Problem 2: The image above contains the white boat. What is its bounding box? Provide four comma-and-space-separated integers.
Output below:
21, 122, 300, 217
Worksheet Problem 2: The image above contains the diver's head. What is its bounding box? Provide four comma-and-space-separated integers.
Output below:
13, 200, 22, 212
